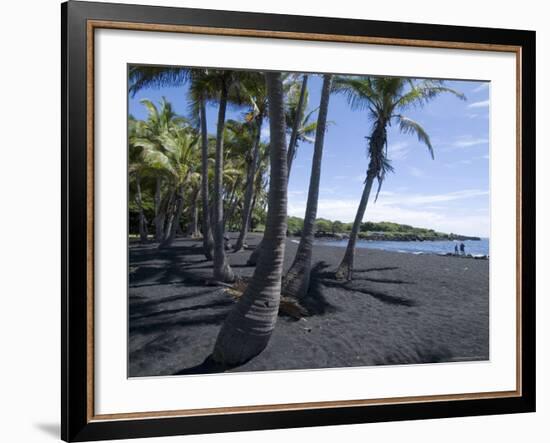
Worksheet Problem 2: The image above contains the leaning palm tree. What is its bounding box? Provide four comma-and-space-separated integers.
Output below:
282, 74, 333, 299
333, 76, 465, 280
212, 71, 288, 366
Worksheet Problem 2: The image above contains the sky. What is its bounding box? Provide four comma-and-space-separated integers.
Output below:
129, 72, 490, 237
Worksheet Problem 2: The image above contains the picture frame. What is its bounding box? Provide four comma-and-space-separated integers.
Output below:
61, 1, 536, 441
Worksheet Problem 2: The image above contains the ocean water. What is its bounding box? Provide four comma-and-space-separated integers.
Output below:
314, 238, 490, 257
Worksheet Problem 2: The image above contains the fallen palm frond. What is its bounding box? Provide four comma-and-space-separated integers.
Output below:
224, 278, 309, 319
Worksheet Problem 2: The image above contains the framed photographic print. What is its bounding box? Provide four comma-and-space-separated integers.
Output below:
61, 1, 536, 441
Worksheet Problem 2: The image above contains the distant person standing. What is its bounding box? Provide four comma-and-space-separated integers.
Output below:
460, 242, 465, 255
454, 244, 459, 255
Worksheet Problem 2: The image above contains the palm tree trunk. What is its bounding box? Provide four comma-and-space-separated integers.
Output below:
213, 82, 234, 282
248, 193, 257, 231
192, 196, 199, 238
153, 177, 164, 241
246, 239, 262, 265
212, 72, 288, 366
335, 118, 387, 280
248, 75, 308, 264
234, 115, 263, 252
187, 188, 200, 238
161, 189, 176, 243
335, 172, 375, 280
160, 185, 185, 248
283, 74, 332, 298
134, 174, 148, 243
223, 177, 240, 228
200, 96, 214, 260
287, 74, 308, 175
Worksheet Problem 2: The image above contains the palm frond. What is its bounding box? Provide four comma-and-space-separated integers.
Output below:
395, 115, 434, 159
128, 66, 189, 96
394, 80, 466, 109
332, 76, 380, 112
373, 156, 394, 202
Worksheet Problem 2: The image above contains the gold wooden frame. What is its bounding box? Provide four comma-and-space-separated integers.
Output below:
86, 20, 523, 423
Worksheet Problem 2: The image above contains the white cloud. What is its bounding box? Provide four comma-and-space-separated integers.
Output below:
384, 189, 489, 205
468, 99, 490, 108
388, 141, 410, 161
408, 166, 425, 178
472, 83, 490, 93
450, 136, 489, 148
466, 113, 488, 120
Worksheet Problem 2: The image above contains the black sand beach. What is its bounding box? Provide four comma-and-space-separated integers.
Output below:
129, 233, 489, 377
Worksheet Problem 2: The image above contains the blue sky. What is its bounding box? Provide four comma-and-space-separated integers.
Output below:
129, 73, 490, 237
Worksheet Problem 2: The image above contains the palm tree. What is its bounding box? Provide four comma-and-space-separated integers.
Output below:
199, 90, 214, 257
129, 68, 189, 242
128, 116, 149, 243
187, 70, 218, 259
286, 74, 318, 174
246, 74, 316, 266
221, 120, 252, 230
129, 66, 217, 259
333, 76, 465, 280
282, 74, 332, 299
130, 98, 185, 242
211, 70, 237, 282
233, 77, 268, 252
157, 127, 200, 248
212, 71, 288, 366
132, 100, 200, 248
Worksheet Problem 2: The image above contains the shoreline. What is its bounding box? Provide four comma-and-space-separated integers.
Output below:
311, 232, 483, 242
288, 237, 490, 259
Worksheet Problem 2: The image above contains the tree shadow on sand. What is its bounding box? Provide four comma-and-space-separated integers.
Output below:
302, 262, 340, 316
129, 241, 210, 286
129, 310, 229, 336
184, 262, 254, 270
130, 298, 234, 321
173, 355, 245, 375
130, 257, 218, 290
130, 241, 206, 264
314, 262, 418, 307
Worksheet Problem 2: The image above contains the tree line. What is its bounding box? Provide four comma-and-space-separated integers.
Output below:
129, 67, 464, 366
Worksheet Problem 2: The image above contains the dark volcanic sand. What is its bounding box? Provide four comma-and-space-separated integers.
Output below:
128, 233, 489, 377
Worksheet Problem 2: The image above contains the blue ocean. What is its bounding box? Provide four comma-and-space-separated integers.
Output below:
314, 238, 489, 257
